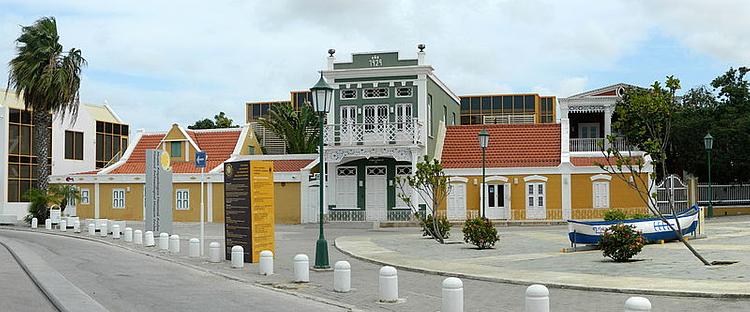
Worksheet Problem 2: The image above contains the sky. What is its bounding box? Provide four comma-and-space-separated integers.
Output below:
0, 0, 748, 131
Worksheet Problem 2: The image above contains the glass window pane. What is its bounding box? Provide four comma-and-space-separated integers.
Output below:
498, 185, 505, 206
9, 125, 19, 154
65, 131, 74, 159
19, 181, 31, 201
8, 164, 19, 178
492, 96, 501, 112
20, 126, 31, 155
96, 134, 104, 161
20, 111, 31, 124
104, 135, 112, 161
538, 184, 544, 194
113, 136, 121, 158
470, 97, 480, 113
8, 180, 19, 202
488, 185, 495, 207
538, 197, 544, 207
528, 196, 534, 206
513, 96, 524, 113
503, 96, 512, 111
525, 95, 535, 112
528, 184, 533, 195
96, 121, 104, 132
460, 98, 469, 112
482, 97, 492, 114
171, 142, 182, 157
10, 109, 21, 123
105, 122, 113, 133
121, 125, 129, 135
75, 132, 84, 160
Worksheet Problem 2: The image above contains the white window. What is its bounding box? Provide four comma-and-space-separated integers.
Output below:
112, 189, 125, 209
396, 87, 412, 97
176, 189, 190, 210
363, 87, 388, 99
395, 103, 412, 130
363, 104, 388, 132
593, 181, 610, 209
427, 94, 433, 137
340, 89, 357, 100
526, 182, 545, 209
81, 189, 90, 205
335, 167, 358, 209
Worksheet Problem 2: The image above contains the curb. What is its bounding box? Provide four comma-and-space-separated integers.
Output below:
0, 227, 361, 312
333, 236, 750, 299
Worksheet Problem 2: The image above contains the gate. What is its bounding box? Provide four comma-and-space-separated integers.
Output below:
656, 175, 689, 214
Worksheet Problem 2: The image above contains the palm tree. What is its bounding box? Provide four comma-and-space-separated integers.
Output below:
258, 103, 319, 154
6, 17, 86, 191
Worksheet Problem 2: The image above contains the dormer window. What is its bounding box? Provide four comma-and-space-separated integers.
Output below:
340, 89, 357, 100
396, 87, 412, 97
170, 141, 182, 158
363, 87, 388, 99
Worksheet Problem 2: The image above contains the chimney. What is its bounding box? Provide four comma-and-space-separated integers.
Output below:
417, 43, 426, 65
327, 48, 336, 70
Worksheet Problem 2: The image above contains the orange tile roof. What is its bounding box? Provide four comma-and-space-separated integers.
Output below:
273, 159, 314, 172
442, 124, 561, 169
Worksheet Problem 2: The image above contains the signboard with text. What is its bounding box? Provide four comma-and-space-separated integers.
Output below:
145, 149, 173, 233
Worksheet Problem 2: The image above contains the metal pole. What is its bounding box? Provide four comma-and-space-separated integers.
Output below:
707, 149, 713, 218
315, 112, 330, 269
481, 147, 486, 219
200, 166, 205, 256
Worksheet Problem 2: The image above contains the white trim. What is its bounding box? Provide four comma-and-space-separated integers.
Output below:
103, 104, 125, 124
207, 182, 213, 222
562, 173, 571, 220
590, 174, 612, 181
94, 183, 100, 218
227, 153, 318, 162
112, 188, 126, 209
80, 188, 90, 205
448, 177, 468, 184
339, 88, 358, 100
485, 176, 509, 183
523, 175, 548, 182
395, 86, 413, 98
177, 125, 201, 152
232, 124, 250, 156
175, 189, 190, 210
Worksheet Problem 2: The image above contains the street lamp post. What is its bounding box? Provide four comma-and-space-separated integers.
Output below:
310, 72, 333, 269
704, 133, 714, 219
478, 129, 489, 219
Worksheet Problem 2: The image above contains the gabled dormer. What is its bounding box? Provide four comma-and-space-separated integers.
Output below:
160, 124, 200, 163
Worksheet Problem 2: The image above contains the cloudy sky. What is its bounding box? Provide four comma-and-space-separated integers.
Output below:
1, 0, 748, 131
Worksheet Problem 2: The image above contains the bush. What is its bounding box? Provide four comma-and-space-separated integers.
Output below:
420, 214, 451, 239
627, 213, 653, 220
603, 209, 628, 221
462, 217, 499, 249
600, 223, 645, 262
23, 188, 53, 223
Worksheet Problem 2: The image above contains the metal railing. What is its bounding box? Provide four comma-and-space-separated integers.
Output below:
569, 137, 633, 152
482, 114, 535, 125
327, 210, 366, 222
324, 119, 423, 147
697, 184, 750, 206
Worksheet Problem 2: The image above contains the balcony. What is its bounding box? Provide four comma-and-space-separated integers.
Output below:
324, 119, 423, 147
570, 137, 635, 152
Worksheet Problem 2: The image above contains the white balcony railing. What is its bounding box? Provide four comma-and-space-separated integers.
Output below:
483, 114, 535, 124
324, 119, 423, 147
570, 137, 634, 152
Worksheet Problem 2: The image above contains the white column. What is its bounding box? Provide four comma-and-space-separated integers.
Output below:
604, 107, 613, 139
562, 172, 572, 220
560, 111, 571, 163
94, 182, 100, 219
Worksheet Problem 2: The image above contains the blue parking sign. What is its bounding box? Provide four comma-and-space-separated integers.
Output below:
195, 151, 207, 168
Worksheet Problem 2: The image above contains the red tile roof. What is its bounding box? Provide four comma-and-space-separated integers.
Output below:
442, 124, 561, 169
110, 133, 164, 174
273, 159, 314, 172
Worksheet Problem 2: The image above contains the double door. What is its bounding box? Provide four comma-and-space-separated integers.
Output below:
483, 183, 510, 219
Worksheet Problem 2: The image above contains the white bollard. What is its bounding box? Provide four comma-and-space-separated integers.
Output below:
333, 261, 351, 293
100, 222, 108, 237
169, 235, 180, 254
231, 246, 244, 268
112, 225, 120, 239
525, 284, 549, 312
134, 230, 143, 245
73, 220, 81, 233
379, 266, 399, 302
159, 233, 169, 250
144, 231, 156, 247
45, 219, 52, 230
442, 277, 463, 312
59, 220, 67, 232
88, 223, 96, 235
189, 238, 200, 258
208, 242, 221, 263
293, 254, 309, 283
31, 218, 38, 229
624, 297, 652, 312
124, 227, 133, 242
259, 250, 273, 275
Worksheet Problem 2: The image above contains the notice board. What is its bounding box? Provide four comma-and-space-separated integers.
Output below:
223, 160, 275, 262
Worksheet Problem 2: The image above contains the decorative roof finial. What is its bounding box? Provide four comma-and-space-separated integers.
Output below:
328, 49, 336, 57
417, 43, 425, 52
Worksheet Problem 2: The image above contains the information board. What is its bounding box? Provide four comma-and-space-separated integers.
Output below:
223, 160, 275, 262
145, 149, 173, 233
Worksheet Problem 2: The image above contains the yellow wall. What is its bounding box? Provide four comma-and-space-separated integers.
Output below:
570, 174, 649, 219
212, 183, 225, 222
274, 182, 300, 224
714, 206, 750, 217
99, 183, 144, 220
74, 183, 96, 218
455, 174, 562, 220
241, 129, 264, 155
172, 183, 211, 222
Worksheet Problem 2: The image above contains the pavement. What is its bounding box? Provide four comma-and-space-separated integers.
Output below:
335, 215, 750, 298
0, 241, 56, 312
1, 220, 749, 311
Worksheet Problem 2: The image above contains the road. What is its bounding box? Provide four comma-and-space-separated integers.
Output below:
0, 229, 345, 312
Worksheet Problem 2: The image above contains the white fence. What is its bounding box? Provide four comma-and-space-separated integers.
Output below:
697, 184, 750, 206
324, 119, 423, 147
569, 137, 633, 152
656, 175, 690, 214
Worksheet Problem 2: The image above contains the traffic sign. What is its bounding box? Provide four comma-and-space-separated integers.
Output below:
195, 151, 207, 168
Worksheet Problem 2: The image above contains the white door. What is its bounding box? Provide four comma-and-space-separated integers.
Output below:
365, 166, 387, 221
485, 183, 510, 219
340, 106, 357, 144
305, 182, 319, 223
447, 183, 466, 220
578, 123, 600, 138
395, 103, 413, 142
526, 182, 546, 219
335, 167, 358, 209
363, 105, 388, 143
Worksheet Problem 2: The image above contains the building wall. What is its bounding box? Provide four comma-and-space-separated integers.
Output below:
274, 182, 300, 224
426, 77, 460, 157
98, 183, 144, 220
172, 183, 211, 222
570, 174, 649, 219
212, 182, 225, 222
74, 183, 96, 218
51, 108, 97, 176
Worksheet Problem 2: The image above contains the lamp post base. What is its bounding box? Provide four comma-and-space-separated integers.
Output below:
314, 238, 330, 269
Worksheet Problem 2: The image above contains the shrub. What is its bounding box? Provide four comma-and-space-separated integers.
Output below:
420, 214, 451, 239
600, 223, 645, 262
462, 217, 499, 249
627, 213, 653, 220
603, 209, 628, 221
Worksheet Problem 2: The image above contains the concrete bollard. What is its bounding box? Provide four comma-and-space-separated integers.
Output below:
45, 219, 52, 230
624, 297, 652, 312
73, 220, 81, 233
124, 227, 133, 242
333, 261, 351, 293
159, 233, 169, 250
208, 242, 221, 263
60, 220, 67, 232
259, 250, 273, 275
293, 254, 309, 283
31, 218, 38, 229
88, 223, 96, 235
379, 266, 399, 302
189, 238, 200, 258
169, 235, 180, 254
442, 277, 463, 312
231, 246, 244, 268
100, 222, 108, 237
144, 231, 156, 247
112, 224, 120, 239
134, 230, 143, 245
525, 284, 549, 312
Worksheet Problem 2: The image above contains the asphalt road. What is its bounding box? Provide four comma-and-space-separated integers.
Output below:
0, 230, 345, 312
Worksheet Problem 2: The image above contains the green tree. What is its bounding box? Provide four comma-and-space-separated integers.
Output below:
188, 111, 238, 129
258, 103, 319, 154
6, 17, 86, 191
599, 76, 711, 265
396, 156, 452, 244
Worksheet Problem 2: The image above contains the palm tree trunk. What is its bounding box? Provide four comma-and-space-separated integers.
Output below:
33, 110, 51, 191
